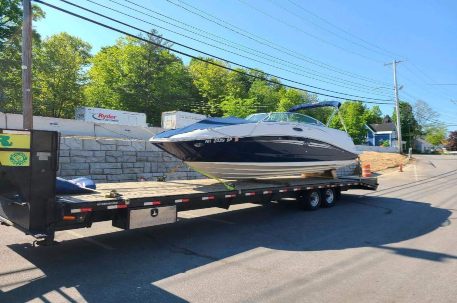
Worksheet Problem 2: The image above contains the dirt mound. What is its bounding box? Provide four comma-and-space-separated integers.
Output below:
359, 151, 408, 172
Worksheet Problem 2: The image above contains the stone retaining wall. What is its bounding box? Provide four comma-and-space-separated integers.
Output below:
58, 137, 202, 182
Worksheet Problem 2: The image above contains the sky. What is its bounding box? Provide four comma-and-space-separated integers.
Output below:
34, 0, 457, 130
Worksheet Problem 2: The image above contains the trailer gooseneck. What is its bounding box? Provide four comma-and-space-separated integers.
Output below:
0, 129, 377, 246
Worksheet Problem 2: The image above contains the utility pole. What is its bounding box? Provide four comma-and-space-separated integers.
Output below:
385, 60, 403, 153
22, 0, 33, 129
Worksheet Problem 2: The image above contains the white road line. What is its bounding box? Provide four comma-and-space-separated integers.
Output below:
66, 230, 114, 250
414, 164, 419, 181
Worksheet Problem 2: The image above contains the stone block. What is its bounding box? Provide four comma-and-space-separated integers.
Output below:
93, 151, 105, 157
106, 156, 118, 163
90, 163, 121, 169
71, 157, 87, 163
115, 140, 131, 146
106, 151, 123, 157
123, 167, 144, 174
59, 157, 70, 163
96, 138, 117, 145
62, 137, 83, 150
134, 162, 145, 168
85, 157, 105, 163
104, 168, 123, 175
107, 174, 137, 182
90, 175, 107, 181
131, 141, 146, 151
123, 151, 136, 156
90, 168, 104, 174
121, 155, 136, 163
117, 145, 136, 151
99, 144, 116, 151
82, 139, 101, 151
122, 163, 134, 168
137, 151, 152, 157
59, 150, 70, 157
75, 169, 90, 176
146, 143, 160, 151
150, 162, 158, 172
60, 169, 76, 176
71, 150, 93, 157
61, 163, 89, 170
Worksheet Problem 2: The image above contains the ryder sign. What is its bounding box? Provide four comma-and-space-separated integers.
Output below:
75, 107, 147, 127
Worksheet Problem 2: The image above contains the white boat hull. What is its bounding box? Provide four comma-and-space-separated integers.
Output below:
186, 160, 356, 179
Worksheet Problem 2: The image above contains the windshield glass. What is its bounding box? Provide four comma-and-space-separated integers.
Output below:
245, 113, 268, 122
246, 112, 324, 126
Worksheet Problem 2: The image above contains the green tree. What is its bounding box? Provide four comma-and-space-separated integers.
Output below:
220, 96, 258, 117
424, 125, 446, 146
0, 0, 22, 48
364, 105, 383, 124
392, 101, 420, 150
329, 101, 367, 144
188, 58, 230, 116
33, 33, 91, 118
247, 80, 280, 113
0, 2, 45, 113
225, 69, 252, 99
86, 34, 200, 125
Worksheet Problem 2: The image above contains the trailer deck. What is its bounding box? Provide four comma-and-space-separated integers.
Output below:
59, 176, 376, 212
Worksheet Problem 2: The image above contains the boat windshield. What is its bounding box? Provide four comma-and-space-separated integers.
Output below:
246, 112, 324, 126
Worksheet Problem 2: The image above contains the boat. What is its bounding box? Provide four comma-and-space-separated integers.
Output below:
150, 101, 358, 179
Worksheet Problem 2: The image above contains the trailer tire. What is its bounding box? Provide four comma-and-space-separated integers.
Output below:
321, 188, 336, 208
302, 189, 321, 210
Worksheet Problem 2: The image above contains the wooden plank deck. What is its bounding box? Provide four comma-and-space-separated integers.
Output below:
59, 177, 355, 204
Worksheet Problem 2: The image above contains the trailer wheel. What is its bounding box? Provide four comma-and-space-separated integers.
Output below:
321, 188, 336, 208
302, 190, 321, 210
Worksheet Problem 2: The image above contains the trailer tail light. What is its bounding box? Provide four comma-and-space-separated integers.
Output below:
70, 207, 92, 214
63, 215, 76, 221
175, 198, 190, 203
202, 196, 215, 201
144, 201, 161, 206
107, 204, 128, 209
245, 192, 256, 196
293, 187, 301, 191
263, 190, 272, 195
279, 189, 288, 193
225, 193, 237, 198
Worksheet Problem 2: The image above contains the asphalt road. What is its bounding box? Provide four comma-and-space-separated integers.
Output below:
1, 155, 457, 303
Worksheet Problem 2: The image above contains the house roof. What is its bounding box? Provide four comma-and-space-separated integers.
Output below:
367, 122, 396, 133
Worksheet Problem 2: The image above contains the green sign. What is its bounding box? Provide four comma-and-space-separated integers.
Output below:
0, 135, 13, 147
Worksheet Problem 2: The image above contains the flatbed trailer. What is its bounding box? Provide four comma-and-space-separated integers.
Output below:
0, 129, 377, 245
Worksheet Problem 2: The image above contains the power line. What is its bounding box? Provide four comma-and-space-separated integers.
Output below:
80, 0, 394, 96
165, 0, 391, 86
237, 0, 385, 63
285, 0, 403, 59
97, 0, 394, 95
37, 0, 394, 104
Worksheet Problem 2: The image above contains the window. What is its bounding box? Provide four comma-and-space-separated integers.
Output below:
246, 112, 324, 126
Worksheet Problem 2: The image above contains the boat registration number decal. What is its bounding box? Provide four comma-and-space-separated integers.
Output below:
204, 137, 238, 143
